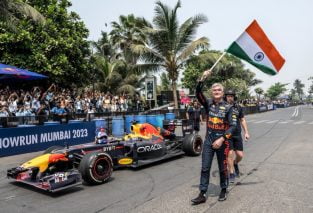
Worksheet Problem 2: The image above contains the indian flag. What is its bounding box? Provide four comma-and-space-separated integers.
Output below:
227, 20, 285, 75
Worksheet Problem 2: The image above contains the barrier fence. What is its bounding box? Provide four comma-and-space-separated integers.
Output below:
0, 104, 299, 157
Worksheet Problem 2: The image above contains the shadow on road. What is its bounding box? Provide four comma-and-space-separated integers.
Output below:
235, 181, 263, 186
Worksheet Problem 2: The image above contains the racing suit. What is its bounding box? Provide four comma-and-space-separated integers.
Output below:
196, 81, 237, 193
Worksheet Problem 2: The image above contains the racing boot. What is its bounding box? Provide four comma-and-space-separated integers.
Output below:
191, 191, 206, 205
218, 188, 227, 201
234, 163, 240, 177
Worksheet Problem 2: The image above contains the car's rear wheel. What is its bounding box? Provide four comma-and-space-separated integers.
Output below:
43, 145, 64, 154
79, 152, 113, 184
182, 134, 203, 156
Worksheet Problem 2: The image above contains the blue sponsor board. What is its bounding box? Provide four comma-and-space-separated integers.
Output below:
0, 122, 96, 157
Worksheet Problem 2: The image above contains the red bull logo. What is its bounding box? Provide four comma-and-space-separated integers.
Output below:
208, 117, 228, 130
209, 117, 224, 124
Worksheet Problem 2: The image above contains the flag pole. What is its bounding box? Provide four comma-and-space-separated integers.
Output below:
209, 51, 226, 72
199, 51, 227, 81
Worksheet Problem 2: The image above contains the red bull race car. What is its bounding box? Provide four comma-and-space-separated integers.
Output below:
7, 119, 203, 192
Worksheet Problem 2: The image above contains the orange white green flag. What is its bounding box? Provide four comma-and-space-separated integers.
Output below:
226, 20, 285, 75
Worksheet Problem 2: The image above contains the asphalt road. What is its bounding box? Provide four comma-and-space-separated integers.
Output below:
1, 105, 313, 213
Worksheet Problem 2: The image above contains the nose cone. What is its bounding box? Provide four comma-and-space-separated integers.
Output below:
22, 154, 51, 172
21, 153, 67, 172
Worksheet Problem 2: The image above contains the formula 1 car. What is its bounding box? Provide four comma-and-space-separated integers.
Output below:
7, 119, 203, 192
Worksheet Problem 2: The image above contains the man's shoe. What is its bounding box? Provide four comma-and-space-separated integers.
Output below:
229, 173, 235, 184
218, 189, 227, 201
234, 163, 240, 177
191, 192, 206, 205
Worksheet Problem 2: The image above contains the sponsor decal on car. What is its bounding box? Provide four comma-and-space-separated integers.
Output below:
137, 144, 162, 153
54, 172, 68, 183
118, 158, 133, 165
102, 146, 116, 152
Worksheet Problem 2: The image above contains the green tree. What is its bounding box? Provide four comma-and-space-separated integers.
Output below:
182, 50, 262, 94
266, 82, 288, 100
132, 0, 209, 108
0, 0, 45, 27
223, 78, 250, 100
254, 87, 264, 100
307, 77, 313, 101
110, 14, 150, 65
0, 0, 90, 86
293, 79, 305, 100
289, 89, 297, 101
91, 31, 116, 60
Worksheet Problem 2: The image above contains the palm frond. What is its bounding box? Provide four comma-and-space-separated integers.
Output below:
177, 37, 209, 63
131, 44, 164, 63
176, 14, 208, 52
134, 63, 162, 75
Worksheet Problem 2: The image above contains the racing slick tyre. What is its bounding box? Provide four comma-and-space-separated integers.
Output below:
182, 134, 203, 156
43, 145, 64, 154
79, 152, 113, 185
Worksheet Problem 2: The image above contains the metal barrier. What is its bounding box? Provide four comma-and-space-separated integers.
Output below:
0, 104, 300, 128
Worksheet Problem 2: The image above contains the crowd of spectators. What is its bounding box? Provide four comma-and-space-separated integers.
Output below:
0, 84, 147, 119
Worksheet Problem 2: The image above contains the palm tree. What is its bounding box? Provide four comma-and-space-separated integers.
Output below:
293, 79, 305, 100
132, 0, 209, 108
0, 0, 45, 26
110, 14, 150, 65
91, 31, 116, 60
254, 87, 264, 100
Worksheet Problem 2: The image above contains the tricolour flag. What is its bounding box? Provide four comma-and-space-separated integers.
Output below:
227, 20, 285, 75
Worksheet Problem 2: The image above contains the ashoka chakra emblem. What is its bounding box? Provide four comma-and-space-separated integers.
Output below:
254, 52, 264, 61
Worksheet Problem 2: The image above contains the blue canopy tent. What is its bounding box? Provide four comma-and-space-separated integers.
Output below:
0, 63, 47, 81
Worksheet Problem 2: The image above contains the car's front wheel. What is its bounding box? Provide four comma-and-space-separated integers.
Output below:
182, 134, 203, 156
79, 152, 113, 184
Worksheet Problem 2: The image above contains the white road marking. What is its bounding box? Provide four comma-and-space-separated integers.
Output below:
278, 120, 293, 124
266, 120, 279, 124
292, 106, 299, 117
308, 121, 313, 124
254, 120, 269, 124
293, 121, 306, 125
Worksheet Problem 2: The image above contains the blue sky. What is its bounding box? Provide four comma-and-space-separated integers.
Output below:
71, 0, 313, 93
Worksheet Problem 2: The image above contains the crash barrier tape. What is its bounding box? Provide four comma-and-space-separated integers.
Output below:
112, 116, 124, 137
0, 122, 96, 157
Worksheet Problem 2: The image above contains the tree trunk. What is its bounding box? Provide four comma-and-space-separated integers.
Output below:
172, 81, 178, 109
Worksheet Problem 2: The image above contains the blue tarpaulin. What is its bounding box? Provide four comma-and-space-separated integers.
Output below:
0, 63, 47, 81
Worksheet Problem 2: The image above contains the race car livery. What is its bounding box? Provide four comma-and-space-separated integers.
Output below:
7, 120, 203, 192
